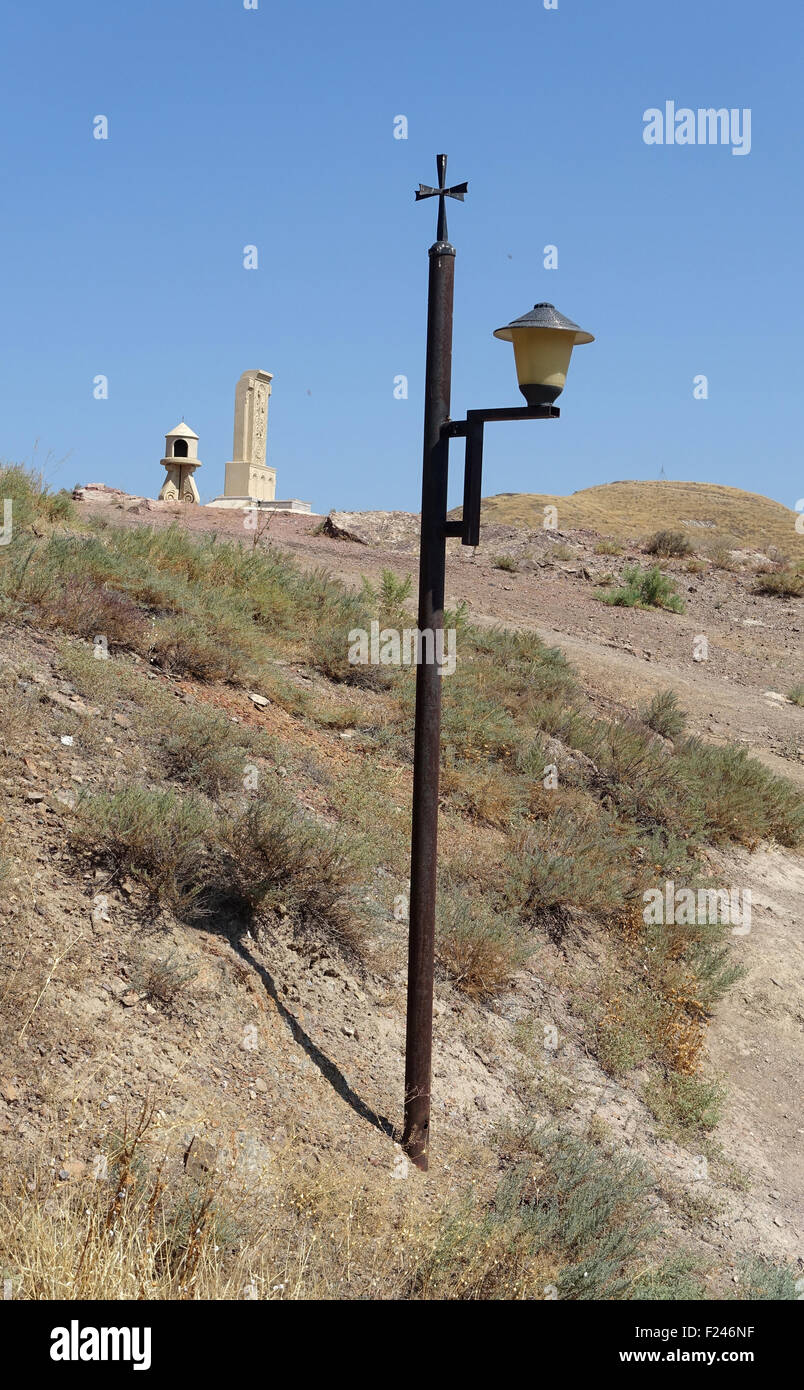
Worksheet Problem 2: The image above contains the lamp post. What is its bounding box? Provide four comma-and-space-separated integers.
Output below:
402, 155, 594, 1171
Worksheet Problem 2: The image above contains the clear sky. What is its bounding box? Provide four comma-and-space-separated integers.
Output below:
1, 0, 801, 515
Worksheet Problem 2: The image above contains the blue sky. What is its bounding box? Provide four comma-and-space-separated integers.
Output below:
1, 0, 801, 514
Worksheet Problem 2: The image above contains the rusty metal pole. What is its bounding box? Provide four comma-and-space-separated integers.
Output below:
402, 156, 465, 1170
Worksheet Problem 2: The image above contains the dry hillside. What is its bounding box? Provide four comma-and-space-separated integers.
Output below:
479, 480, 804, 560
0, 467, 802, 1302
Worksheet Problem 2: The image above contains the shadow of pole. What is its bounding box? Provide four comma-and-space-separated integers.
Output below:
233, 937, 396, 1140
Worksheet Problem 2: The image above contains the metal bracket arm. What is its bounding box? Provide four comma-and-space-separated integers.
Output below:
440, 405, 560, 546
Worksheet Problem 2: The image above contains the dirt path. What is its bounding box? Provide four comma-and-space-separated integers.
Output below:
704, 845, 804, 1255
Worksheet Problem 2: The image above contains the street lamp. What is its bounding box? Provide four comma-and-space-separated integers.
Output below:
402, 155, 593, 1171
494, 302, 595, 407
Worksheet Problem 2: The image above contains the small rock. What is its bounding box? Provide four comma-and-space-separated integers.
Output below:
25, 791, 45, 803
113, 713, 132, 730
57, 1159, 87, 1181
247, 692, 270, 708
0, 1078, 20, 1103
184, 1137, 217, 1178
120, 991, 140, 1007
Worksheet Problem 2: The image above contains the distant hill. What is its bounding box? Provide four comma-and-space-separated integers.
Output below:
480, 480, 803, 557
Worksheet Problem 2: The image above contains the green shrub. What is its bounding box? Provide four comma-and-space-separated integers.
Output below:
155, 703, 259, 796
596, 719, 703, 837
597, 565, 685, 612
0, 464, 73, 536
676, 739, 804, 847
417, 1129, 655, 1301
630, 1253, 709, 1300
435, 884, 527, 998
595, 983, 663, 1077
491, 554, 519, 572
70, 786, 213, 909
360, 568, 413, 620
643, 1071, 725, 1138
440, 679, 522, 765
210, 793, 361, 952
507, 810, 636, 919
641, 689, 686, 740
788, 683, 804, 707
735, 1256, 800, 1300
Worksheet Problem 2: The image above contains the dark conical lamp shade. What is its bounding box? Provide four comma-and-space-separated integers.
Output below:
493, 303, 594, 406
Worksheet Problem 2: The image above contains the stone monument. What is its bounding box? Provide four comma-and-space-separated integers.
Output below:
158, 421, 202, 503
226, 369, 276, 503
208, 369, 311, 513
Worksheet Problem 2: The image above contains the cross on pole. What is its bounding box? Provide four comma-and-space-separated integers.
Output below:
415, 153, 468, 244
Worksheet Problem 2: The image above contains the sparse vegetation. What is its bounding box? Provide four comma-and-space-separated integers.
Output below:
360, 568, 413, 619
646, 530, 693, 558
597, 564, 685, 613
789, 683, 804, 707
641, 689, 687, 740
754, 566, 804, 597
153, 700, 268, 797
736, 1256, 800, 1300
130, 947, 199, 1006
70, 786, 214, 912
1, 465, 800, 1303
210, 791, 362, 952
481, 479, 804, 560
417, 1129, 656, 1300
492, 553, 519, 572
507, 809, 636, 921
436, 884, 527, 998
643, 1071, 726, 1139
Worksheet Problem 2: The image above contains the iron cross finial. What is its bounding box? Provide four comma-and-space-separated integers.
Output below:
415, 153, 468, 245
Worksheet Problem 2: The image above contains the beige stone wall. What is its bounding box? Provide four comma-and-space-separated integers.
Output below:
224, 460, 276, 501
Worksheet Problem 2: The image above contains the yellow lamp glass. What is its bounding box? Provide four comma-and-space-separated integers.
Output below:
494, 303, 594, 407
510, 327, 575, 405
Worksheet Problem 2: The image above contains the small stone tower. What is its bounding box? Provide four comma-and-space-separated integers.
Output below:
158, 421, 202, 503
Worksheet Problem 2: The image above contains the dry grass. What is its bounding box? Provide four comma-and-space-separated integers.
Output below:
482, 480, 804, 558
645, 530, 694, 558
753, 566, 804, 598
1, 1108, 720, 1302
435, 883, 528, 998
